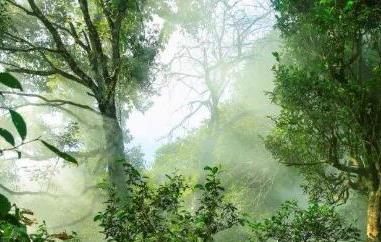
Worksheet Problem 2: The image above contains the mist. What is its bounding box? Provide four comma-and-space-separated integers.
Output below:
0, 0, 373, 241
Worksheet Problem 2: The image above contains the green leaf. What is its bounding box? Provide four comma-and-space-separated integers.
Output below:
344, 0, 354, 11
203, 166, 212, 171
9, 110, 27, 141
194, 184, 204, 190
272, 52, 280, 62
212, 167, 218, 174
0, 128, 15, 146
0, 73, 23, 91
0, 193, 11, 216
40, 140, 78, 165
94, 214, 102, 222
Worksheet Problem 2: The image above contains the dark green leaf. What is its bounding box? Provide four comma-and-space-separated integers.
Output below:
212, 167, 218, 174
94, 214, 102, 222
203, 166, 212, 171
272, 52, 280, 62
0, 73, 23, 91
9, 109, 27, 141
0, 193, 11, 216
194, 184, 204, 190
0, 128, 15, 146
40, 140, 78, 165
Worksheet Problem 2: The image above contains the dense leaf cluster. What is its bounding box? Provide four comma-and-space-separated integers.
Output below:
250, 201, 360, 242
95, 164, 243, 242
267, 0, 381, 202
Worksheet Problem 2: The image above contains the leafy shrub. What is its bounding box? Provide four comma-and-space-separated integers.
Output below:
0, 194, 77, 241
95, 163, 243, 242
249, 200, 360, 242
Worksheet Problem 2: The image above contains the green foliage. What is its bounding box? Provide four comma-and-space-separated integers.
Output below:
0, 73, 23, 91
95, 163, 243, 242
268, 0, 381, 205
249, 201, 360, 242
0, 202, 78, 241
0, 193, 11, 216
0, 0, 8, 39
9, 109, 27, 141
40, 140, 78, 165
0, 128, 15, 146
0, 73, 79, 164
0, 73, 79, 241
150, 36, 286, 240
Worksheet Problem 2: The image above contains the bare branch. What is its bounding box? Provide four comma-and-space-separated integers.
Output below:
0, 184, 58, 198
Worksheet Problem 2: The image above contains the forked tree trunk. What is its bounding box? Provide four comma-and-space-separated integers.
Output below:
367, 188, 381, 242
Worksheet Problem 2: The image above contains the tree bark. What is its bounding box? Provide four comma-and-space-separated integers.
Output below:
99, 99, 126, 195
367, 188, 381, 242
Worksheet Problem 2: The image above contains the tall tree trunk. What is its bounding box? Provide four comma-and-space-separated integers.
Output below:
99, 99, 126, 195
367, 188, 381, 242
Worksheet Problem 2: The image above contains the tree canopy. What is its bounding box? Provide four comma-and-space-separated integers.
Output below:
1, 0, 378, 241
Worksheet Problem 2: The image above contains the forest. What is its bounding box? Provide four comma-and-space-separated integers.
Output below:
0, 0, 380, 241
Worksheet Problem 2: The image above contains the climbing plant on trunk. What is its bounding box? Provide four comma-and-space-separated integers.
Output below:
266, 0, 381, 241
0, 0, 164, 193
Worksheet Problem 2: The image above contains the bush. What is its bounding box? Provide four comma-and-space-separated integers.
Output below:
95, 163, 243, 242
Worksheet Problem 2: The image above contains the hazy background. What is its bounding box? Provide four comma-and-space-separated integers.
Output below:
0, 0, 368, 241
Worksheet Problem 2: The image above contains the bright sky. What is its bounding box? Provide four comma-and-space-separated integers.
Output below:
126, 31, 209, 165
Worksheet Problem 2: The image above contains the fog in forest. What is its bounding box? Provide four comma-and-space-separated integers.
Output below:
0, 0, 377, 241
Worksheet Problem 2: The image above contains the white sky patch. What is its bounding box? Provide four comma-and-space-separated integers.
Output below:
127, 79, 209, 164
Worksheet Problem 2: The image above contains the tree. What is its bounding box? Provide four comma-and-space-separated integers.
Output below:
0, 0, 164, 193
150, 32, 283, 241
266, 0, 381, 241
249, 201, 360, 242
163, 0, 272, 157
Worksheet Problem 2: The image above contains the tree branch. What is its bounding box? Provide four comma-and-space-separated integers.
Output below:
0, 91, 99, 114
25, 0, 95, 91
0, 184, 58, 198
78, 0, 109, 86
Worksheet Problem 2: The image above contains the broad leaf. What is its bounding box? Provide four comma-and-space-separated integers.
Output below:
0, 73, 23, 91
9, 110, 27, 141
40, 140, 78, 165
0, 128, 15, 146
0, 193, 11, 216
94, 214, 102, 222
